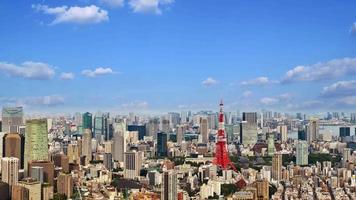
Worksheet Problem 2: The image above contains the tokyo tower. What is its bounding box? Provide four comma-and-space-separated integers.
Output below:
213, 100, 238, 171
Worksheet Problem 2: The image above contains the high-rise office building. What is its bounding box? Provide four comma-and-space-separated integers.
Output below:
176, 125, 185, 145
200, 117, 209, 143
277, 125, 288, 143
94, 113, 104, 142
296, 141, 308, 166
67, 143, 79, 164
104, 153, 112, 171
340, 127, 351, 137
1, 157, 19, 188
128, 125, 146, 140
124, 151, 143, 179
168, 112, 180, 128
24, 119, 48, 173
240, 121, 257, 147
343, 148, 351, 167
147, 118, 160, 137
82, 129, 92, 165
113, 122, 126, 162
57, 173, 73, 198
157, 132, 168, 157
351, 113, 356, 123
3, 133, 22, 168
307, 119, 319, 144
242, 112, 257, 126
267, 133, 275, 156
161, 119, 170, 133
272, 153, 282, 182
161, 170, 177, 200
52, 153, 69, 173
82, 112, 93, 132
298, 128, 307, 141
1, 107, 23, 133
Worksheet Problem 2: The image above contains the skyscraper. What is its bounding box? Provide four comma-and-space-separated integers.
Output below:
3, 133, 22, 168
1, 157, 19, 189
104, 153, 112, 171
17, 178, 41, 200
24, 119, 48, 173
240, 121, 257, 147
1, 107, 23, 133
147, 118, 159, 137
161, 119, 170, 133
242, 112, 257, 126
82, 112, 93, 132
254, 178, 269, 200
157, 132, 168, 157
28, 160, 55, 186
272, 153, 282, 182
200, 117, 209, 143
113, 122, 126, 162
296, 140, 308, 166
176, 125, 185, 145
124, 151, 143, 179
277, 125, 288, 143
161, 170, 177, 200
267, 133, 275, 157
94, 113, 104, 142
307, 119, 319, 144
297, 128, 307, 141
30, 166, 44, 184
128, 125, 146, 140
340, 127, 351, 137
343, 148, 351, 167
67, 143, 79, 164
82, 129, 92, 165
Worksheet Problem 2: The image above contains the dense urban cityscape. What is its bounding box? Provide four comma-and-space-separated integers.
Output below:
2, 0, 356, 199
0, 103, 354, 199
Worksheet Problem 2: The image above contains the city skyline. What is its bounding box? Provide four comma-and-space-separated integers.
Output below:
1, 1, 356, 114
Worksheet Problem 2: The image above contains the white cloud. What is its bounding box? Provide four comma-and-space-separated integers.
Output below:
242, 90, 252, 98
128, 0, 174, 14
350, 23, 356, 35
337, 96, 356, 106
101, 0, 125, 7
0, 61, 55, 80
281, 58, 356, 83
260, 97, 279, 105
33, 4, 109, 25
0, 95, 65, 107
60, 72, 75, 80
120, 101, 149, 110
81, 67, 115, 77
321, 80, 356, 97
202, 77, 219, 87
260, 93, 292, 106
241, 76, 277, 86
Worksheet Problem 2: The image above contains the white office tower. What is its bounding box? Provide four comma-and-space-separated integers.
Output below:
1, 157, 19, 188
200, 117, 209, 143
296, 140, 308, 166
161, 170, 177, 200
82, 129, 92, 165
124, 151, 143, 179
113, 121, 126, 163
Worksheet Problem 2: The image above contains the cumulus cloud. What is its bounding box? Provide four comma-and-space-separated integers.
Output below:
350, 23, 356, 35
33, 4, 109, 25
128, 0, 174, 14
241, 76, 278, 86
260, 93, 292, 105
101, 0, 125, 7
0, 61, 55, 80
321, 80, 356, 97
281, 58, 356, 83
60, 72, 75, 80
81, 67, 115, 77
202, 77, 219, 87
242, 90, 253, 98
337, 96, 356, 106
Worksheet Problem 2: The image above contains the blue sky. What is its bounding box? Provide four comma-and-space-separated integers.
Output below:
0, 0, 356, 114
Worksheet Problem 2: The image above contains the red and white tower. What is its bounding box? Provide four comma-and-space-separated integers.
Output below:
213, 100, 237, 171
